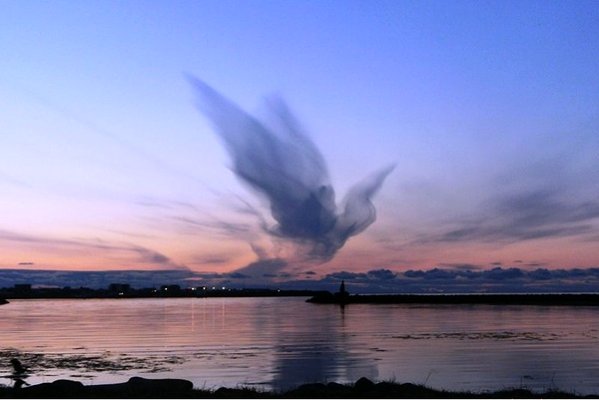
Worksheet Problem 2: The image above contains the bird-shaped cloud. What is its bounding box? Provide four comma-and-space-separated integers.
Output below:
190, 78, 394, 262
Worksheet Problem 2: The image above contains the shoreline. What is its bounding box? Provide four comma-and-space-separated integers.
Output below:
4, 292, 599, 305
0, 376, 593, 399
307, 292, 599, 306
0, 287, 326, 300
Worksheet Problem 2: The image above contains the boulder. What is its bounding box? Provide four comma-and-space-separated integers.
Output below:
354, 377, 375, 391
285, 382, 328, 397
21, 379, 85, 398
81, 376, 193, 397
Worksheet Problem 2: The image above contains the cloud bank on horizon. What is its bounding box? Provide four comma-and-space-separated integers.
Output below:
3, 266, 599, 294
190, 78, 394, 262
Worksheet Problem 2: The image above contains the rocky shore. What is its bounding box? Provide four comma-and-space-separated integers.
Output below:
0, 376, 591, 398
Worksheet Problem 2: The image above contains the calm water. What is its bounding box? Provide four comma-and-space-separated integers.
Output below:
1, 297, 599, 394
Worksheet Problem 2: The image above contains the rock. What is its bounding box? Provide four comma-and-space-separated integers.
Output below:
354, 377, 375, 391
214, 387, 263, 398
22, 379, 85, 398
374, 381, 400, 394
326, 382, 346, 390
127, 376, 193, 392
285, 383, 328, 397
80, 376, 194, 397
16, 377, 194, 398
396, 382, 442, 397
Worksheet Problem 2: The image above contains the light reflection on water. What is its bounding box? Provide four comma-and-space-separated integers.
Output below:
1, 297, 598, 394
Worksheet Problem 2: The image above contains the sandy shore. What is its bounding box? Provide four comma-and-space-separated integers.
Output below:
0, 376, 591, 398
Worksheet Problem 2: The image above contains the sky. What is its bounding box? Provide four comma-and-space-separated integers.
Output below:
1, 1, 599, 290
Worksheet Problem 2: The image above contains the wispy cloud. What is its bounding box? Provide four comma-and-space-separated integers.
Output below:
170, 215, 254, 238
234, 258, 288, 279
192, 256, 231, 265
427, 188, 599, 244
0, 230, 185, 270
0, 170, 29, 187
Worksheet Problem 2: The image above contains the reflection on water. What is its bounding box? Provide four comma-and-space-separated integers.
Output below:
1, 297, 598, 394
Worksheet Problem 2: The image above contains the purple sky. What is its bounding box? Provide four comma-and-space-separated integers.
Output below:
1, 1, 599, 289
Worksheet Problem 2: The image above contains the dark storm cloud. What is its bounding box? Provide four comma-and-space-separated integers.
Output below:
190, 78, 394, 261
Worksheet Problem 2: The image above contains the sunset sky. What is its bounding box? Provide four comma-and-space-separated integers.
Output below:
1, 1, 599, 287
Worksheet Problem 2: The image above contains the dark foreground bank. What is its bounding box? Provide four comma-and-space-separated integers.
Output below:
0, 376, 594, 399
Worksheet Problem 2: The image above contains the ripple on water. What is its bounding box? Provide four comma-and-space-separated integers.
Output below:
1, 298, 599, 394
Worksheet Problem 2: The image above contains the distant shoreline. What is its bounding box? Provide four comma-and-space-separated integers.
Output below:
0, 286, 326, 300
4, 290, 599, 305
307, 292, 599, 306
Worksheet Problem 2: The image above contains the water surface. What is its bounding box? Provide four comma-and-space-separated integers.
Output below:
1, 297, 598, 394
